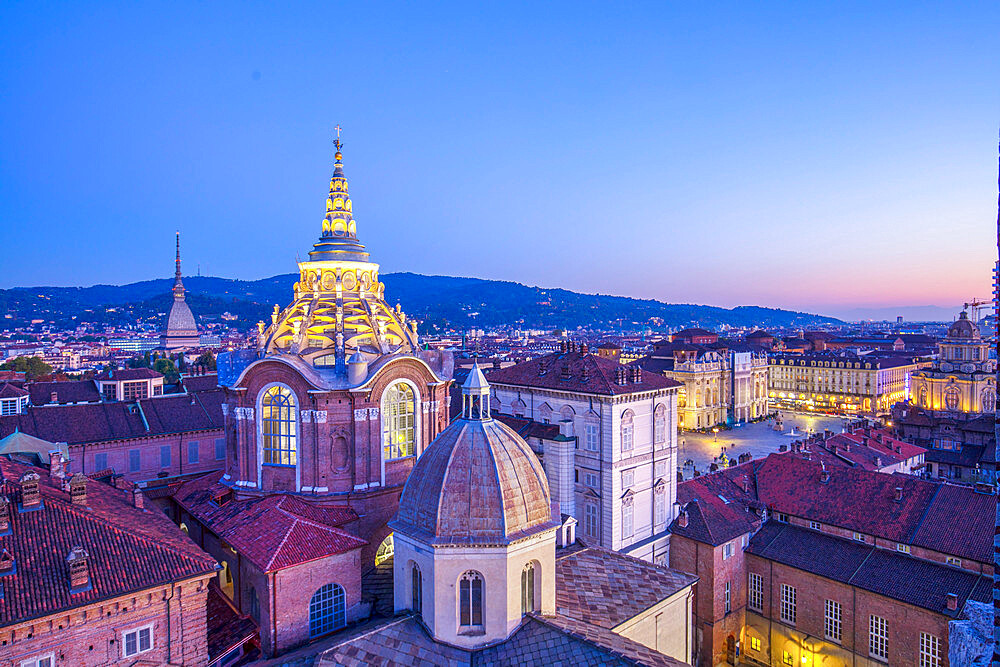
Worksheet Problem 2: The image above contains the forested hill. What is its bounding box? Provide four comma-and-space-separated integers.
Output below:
1, 272, 841, 331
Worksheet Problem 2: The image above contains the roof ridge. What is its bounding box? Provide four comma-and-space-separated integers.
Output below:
264, 516, 300, 571
438, 421, 468, 537
481, 423, 509, 536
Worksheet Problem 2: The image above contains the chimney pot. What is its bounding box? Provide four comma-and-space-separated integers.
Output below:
561, 364, 571, 380
0, 548, 14, 573
67, 546, 90, 592
131, 487, 144, 509
19, 471, 41, 509
893, 486, 903, 501
946, 593, 958, 611
49, 450, 66, 480
875, 456, 882, 467
69, 475, 88, 506
820, 470, 830, 483
678, 510, 689, 528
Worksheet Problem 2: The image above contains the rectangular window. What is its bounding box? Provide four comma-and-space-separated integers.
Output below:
621, 424, 633, 452
102, 384, 117, 401
777, 513, 789, 523
188, 441, 200, 464
585, 424, 599, 451
128, 449, 141, 473
809, 520, 821, 530
779, 584, 796, 625
122, 380, 149, 401
783, 650, 794, 665
585, 504, 598, 537
584, 472, 598, 488
748, 572, 763, 612
123, 625, 153, 657
741, 534, 749, 548
724, 581, 731, 613
919, 632, 940, 667
869, 615, 888, 661
722, 542, 734, 559
160, 445, 171, 468
749, 636, 761, 652
21, 657, 54, 667
896, 543, 911, 554
825, 599, 842, 642
946, 556, 961, 567
622, 502, 633, 540
621, 469, 634, 489
654, 487, 666, 525
215, 438, 225, 461
654, 459, 666, 478
94, 452, 108, 471
853, 532, 866, 542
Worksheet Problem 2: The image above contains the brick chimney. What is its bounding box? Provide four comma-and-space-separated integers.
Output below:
561, 364, 571, 380
19, 471, 41, 509
131, 487, 144, 510
69, 474, 87, 506
67, 546, 90, 592
0, 548, 14, 574
893, 487, 903, 501
946, 592, 958, 611
0, 498, 9, 534
820, 469, 830, 484
677, 504, 689, 527
581, 364, 590, 383
875, 456, 882, 468
49, 450, 66, 481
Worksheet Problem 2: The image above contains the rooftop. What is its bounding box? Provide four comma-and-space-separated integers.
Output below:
487, 350, 680, 396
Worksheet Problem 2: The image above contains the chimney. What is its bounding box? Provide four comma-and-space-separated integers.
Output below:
561, 364, 571, 380
49, 450, 66, 481
0, 498, 9, 534
0, 548, 14, 574
581, 364, 590, 383
67, 546, 90, 592
946, 593, 958, 611
893, 487, 903, 501
69, 475, 87, 506
875, 456, 882, 467
50, 391, 58, 403
560, 340, 568, 353
678, 509, 689, 528
580, 343, 589, 354
820, 470, 830, 484
131, 487, 145, 510
19, 471, 41, 509
492, 360, 501, 370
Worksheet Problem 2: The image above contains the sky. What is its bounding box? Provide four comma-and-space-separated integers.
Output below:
1, 2, 998, 320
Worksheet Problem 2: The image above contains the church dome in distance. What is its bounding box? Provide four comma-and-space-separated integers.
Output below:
947, 310, 980, 339
391, 366, 556, 545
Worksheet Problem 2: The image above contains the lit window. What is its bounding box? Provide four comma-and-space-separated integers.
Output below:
783, 650, 794, 665
748, 573, 763, 612
919, 632, 940, 667
853, 532, 866, 542
869, 615, 888, 661
521, 562, 536, 615
749, 636, 761, 652
122, 625, 153, 657
825, 599, 842, 642
261, 385, 297, 466
779, 584, 796, 625
896, 543, 911, 554
383, 383, 416, 460
946, 556, 961, 567
309, 583, 346, 637
459, 571, 484, 629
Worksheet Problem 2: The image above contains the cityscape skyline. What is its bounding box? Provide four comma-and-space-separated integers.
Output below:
2, 3, 998, 316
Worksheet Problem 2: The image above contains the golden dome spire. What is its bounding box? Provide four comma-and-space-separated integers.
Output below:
310, 126, 368, 262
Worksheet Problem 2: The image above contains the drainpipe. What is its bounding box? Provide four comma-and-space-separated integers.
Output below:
164, 582, 176, 664
270, 571, 278, 657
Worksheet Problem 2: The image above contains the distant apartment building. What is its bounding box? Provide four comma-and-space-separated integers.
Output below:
108, 337, 162, 353
768, 352, 918, 416
487, 341, 682, 563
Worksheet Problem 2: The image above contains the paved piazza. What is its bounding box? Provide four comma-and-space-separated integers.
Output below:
678, 412, 849, 479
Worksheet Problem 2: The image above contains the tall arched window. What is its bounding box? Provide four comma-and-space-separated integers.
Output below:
621, 411, 634, 452
653, 404, 667, 444
459, 571, 484, 629
982, 388, 996, 412
411, 564, 423, 618
261, 386, 297, 466
383, 383, 416, 460
309, 583, 346, 637
521, 563, 536, 615
945, 387, 960, 411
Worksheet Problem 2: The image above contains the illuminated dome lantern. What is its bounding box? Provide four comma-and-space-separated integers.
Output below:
161, 232, 200, 350
261, 139, 420, 370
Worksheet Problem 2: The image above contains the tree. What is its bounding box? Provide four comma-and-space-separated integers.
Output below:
0, 356, 53, 380
153, 358, 179, 383
195, 351, 217, 371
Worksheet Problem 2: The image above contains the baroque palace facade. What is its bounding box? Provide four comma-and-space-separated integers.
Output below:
177, 141, 455, 656
910, 309, 996, 416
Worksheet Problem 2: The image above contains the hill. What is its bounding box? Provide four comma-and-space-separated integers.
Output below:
0, 273, 842, 332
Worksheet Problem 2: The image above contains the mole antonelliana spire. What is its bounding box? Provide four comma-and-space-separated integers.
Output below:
161, 231, 200, 350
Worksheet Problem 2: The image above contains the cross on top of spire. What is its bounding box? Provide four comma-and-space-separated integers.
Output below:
334, 124, 343, 152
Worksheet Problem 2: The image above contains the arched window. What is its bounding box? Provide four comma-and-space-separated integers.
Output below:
653, 404, 667, 444
621, 411, 634, 452
261, 385, 297, 466
309, 583, 346, 637
945, 387, 960, 411
383, 383, 416, 460
521, 563, 536, 615
982, 388, 996, 412
411, 563, 423, 617
560, 406, 575, 436
459, 571, 484, 628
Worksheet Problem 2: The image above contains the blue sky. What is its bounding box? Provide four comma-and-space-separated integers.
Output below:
1, 2, 997, 319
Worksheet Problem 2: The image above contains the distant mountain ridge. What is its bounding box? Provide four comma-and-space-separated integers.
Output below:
1, 272, 843, 332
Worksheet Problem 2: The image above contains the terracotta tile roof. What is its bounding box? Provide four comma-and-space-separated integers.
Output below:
493, 413, 561, 441
317, 616, 470, 666
0, 390, 225, 445
0, 458, 217, 626
486, 351, 680, 396
530, 613, 688, 666
94, 368, 163, 381
392, 418, 556, 546
27, 380, 100, 405
748, 522, 992, 616
0, 383, 28, 400
207, 583, 258, 662
181, 373, 220, 393
674, 454, 994, 564
175, 472, 364, 572
555, 546, 697, 630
